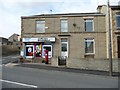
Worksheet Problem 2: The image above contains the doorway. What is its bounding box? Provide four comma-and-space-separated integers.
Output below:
43, 45, 52, 58
117, 36, 120, 58
61, 38, 68, 58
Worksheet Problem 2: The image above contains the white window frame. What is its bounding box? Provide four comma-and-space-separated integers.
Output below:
36, 20, 45, 33
84, 19, 94, 32
85, 39, 95, 55
60, 19, 68, 32
116, 13, 120, 29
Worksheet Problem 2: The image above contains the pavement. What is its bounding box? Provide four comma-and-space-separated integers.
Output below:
14, 62, 119, 77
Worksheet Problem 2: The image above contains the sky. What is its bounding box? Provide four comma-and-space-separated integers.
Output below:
0, 0, 119, 38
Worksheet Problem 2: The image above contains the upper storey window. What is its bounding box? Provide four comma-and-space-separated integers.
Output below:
116, 12, 120, 29
36, 20, 45, 33
60, 20, 68, 32
84, 19, 93, 32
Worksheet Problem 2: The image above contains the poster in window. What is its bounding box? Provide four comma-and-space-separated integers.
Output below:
26, 45, 34, 58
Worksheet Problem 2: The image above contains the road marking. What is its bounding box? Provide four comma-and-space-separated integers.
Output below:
0, 79, 38, 88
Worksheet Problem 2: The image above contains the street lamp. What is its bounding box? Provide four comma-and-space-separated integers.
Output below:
107, 0, 113, 76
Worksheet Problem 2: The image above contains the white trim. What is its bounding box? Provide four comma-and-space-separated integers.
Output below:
22, 37, 55, 42
60, 18, 68, 20
83, 17, 94, 19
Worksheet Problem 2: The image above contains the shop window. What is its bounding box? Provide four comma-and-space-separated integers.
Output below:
36, 20, 45, 33
84, 19, 93, 32
85, 39, 94, 54
60, 20, 68, 32
116, 12, 120, 29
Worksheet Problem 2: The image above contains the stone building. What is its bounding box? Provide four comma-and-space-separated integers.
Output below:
97, 5, 120, 59
8, 33, 22, 49
21, 5, 120, 72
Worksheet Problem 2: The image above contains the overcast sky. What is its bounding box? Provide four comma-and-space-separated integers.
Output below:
0, 0, 119, 38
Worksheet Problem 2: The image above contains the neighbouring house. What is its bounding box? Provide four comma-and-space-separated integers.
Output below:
8, 33, 22, 49
0, 37, 12, 46
21, 5, 120, 72
97, 5, 120, 59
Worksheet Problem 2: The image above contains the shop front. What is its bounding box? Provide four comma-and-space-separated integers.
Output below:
22, 37, 55, 59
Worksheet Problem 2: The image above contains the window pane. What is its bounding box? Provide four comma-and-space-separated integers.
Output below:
36, 20, 45, 33
61, 20, 68, 32
85, 19, 93, 32
116, 13, 120, 29
85, 39, 94, 54
44, 47, 51, 51
61, 44, 67, 51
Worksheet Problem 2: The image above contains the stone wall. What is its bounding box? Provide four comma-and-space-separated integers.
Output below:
66, 58, 119, 72
51, 57, 119, 72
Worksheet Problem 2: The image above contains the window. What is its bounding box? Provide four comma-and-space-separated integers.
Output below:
36, 20, 45, 33
84, 19, 93, 32
116, 12, 120, 29
85, 39, 94, 54
61, 44, 67, 51
60, 20, 68, 32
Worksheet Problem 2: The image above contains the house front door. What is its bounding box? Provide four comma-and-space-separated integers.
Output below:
118, 36, 120, 58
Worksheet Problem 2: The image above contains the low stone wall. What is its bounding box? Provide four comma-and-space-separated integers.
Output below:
2, 45, 20, 56
51, 57, 58, 67
66, 58, 119, 72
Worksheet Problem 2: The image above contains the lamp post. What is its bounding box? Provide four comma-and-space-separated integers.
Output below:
107, 0, 113, 76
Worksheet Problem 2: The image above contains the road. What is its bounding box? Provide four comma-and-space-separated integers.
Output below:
2, 64, 118, 88
2, 55, 19, 64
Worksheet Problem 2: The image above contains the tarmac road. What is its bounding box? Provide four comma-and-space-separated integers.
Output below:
2, 64, 118, 88
2, 55, 19, 64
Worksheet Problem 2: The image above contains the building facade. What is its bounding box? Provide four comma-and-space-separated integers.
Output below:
21, 5, 120, 72
97, 5, 120, 59
21, 13, 107, 60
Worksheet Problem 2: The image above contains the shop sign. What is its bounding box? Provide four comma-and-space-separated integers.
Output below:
22, 37, 55, 42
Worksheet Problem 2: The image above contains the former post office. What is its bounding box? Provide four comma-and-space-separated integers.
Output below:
21, 5, 120, 72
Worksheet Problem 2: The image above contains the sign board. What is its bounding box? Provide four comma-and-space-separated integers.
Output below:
22, 37, 55, 42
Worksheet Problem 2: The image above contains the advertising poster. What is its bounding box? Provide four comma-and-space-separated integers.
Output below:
35, 43, 42, 57
25, 45, 34, 58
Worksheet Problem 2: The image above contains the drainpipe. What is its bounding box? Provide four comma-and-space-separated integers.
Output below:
107, 0, 113, 76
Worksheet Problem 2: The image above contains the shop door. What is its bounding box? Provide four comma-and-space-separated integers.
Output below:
61, 42, 68, 58
43, 45, 52, 58
118, 36, 120, 58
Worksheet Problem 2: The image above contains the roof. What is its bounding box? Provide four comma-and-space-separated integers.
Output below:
110, 6, 120, 10
97, 5, 120, 10
21, 12, 105, 19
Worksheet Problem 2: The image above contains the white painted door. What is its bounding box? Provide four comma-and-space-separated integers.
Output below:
61, 42, 68, 58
